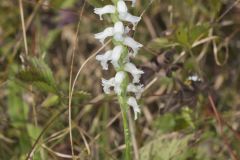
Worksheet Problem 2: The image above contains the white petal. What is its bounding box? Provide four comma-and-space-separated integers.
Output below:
111, 45, 123, 68
117, 1, 128, 13
102, 78, 115, 94
94, 5, 116, 20
127, 96, 141, 120
114, 71, 125, 95
127, 83, 144, 99
94, 27, 114, 44
96, 50, 112, 70
119, 12, 141, 29
188, 75, 201, 82
123, 37, 143, 56
114, 21, 125, 34
124, 62, 143, 83
113, 21, 125, 41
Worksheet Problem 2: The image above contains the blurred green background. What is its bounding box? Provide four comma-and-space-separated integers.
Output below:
0, 0, 240, 159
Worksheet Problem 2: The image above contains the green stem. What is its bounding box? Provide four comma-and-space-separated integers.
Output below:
111, 0, 132, 159
118, 95, 131, 160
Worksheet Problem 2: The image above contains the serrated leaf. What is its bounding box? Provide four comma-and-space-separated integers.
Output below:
16, 58, 58, 94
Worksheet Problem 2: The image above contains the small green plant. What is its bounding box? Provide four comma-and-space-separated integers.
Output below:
94, 0, 143, 159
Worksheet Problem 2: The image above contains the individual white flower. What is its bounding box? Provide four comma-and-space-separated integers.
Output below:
114, 71, 125, 95
117, 1, 141, 28
119, 13, 141, 29
113, 21, 125, 41
127, 96, 141, 120
124, 62, 144, 83
102, 78, 115, 94
111, 45, 123, 68
123, 37, 143, 56
94, 5, 116, 20
96, 50, 112, 70
94, 27, 114, 44
127, 83, 144, 99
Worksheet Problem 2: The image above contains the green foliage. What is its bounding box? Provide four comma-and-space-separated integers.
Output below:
8, 65, 29, 128
140, 133, 193, 160
175, 24, 209, 49
17, 58, 58, 94
153, 111, 193, 133
41, 94, 60, 108
1, 0, 240, 159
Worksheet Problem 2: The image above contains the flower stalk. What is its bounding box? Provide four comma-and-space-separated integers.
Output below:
94, 0, 143, 159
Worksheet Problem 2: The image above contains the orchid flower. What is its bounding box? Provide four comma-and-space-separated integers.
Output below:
94, 5, 116, 20
124, 62, 144, 83
127, 97, 141, 120
117, 1, 141, 28
96, 50, 112, 70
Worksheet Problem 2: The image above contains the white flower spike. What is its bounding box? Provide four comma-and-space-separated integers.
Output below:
94, 0, 144, 120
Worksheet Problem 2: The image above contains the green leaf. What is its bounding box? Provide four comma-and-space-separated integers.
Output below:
147, 38, 179, 50
189, 25, 209, 44
16, 58, 58, 94
60, 0, 76, 8
73, 90, 91, 101
176, 25, 190, 48
26, 124, 42, 141
153, 113, 176, 132
8, 66, 29, 128
209, 0, 222, 15
41, 29, 60, 52
140, 133, 194, 160
41, 94, 60, 108
181, 107, 195, 129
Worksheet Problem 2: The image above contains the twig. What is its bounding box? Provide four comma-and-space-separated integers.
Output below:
25, 108, 68, 160
19, 0, 28, 56
216, 0, 240, 22
208, 94, 239, 160
68, 1, 86, 158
